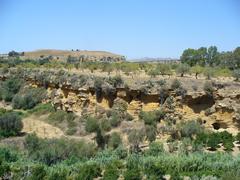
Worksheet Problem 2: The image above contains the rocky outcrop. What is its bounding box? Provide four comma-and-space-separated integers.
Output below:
1, 68, 240, 133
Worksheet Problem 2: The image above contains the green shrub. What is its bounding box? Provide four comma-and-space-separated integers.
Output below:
128, 129, 144, 152
124, 168, 142, 180
76, 163, 101, 180
143, 160, 165, 179
108, 132, 122, 149
145, 125, 157, 142
47, 167, 68, 180
109, 113, 121, 127
204, 67, 214, 80
94, 77, 103, 101
171, 79, 181, 90
66, 127, 77, 135
108, 75, 124, 87
145, 142, 164, 156
100, 118, 111, 132
0, 160, 10, 178
0, 147, 18, 162
179, 120, 203, 139
25, 134, 96, 165
1, 77, 22, 102
48, 110, 68, 123
236, 132, 240, 143
85, 116, 99, 133
0, 112, 23, 137
29, 164, 47, 180
203, 81, 214, 96
176, 63, 190, 77
233, 69, 240, 81
12, 87, 47, 110
28, 103, 54, 115
103, 162, 120, 180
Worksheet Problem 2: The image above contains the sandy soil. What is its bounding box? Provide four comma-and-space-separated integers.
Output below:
22, 115, 65, 138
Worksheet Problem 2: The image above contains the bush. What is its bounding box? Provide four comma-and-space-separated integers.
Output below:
109, 113, 121, 127
179, 120, 203, 139
143, 160, 165, 179
159, 86, 169, 105
233, 69, 240, 81
76, 163, 101, 180
103, 163, 120, 180
128, 129, 144, 152
25, 134, 96, 165
94, 78, 103, 101
145, 125, 157, 142
139, 110, 162, 126
0, 112, 23, 137
108, 75, 124, 87
145, 142, 164, 156
171, 79, 181, 90
0, 77, 22, 102
12, 87, 47, 110
108, 132, 122, 149
85, 116, 99, 133
236, 132, 240, 143
0, 148, 18, 162
48, 110, 69, 123
204, 67, 214, 80
176, 63, 190, 77
28, 103, 54, 115
124, 168, 142, 180
100, 118, 111, 132
203, 81, 214, 96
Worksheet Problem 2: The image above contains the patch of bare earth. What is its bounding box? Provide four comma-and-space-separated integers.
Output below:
22, 115, 65, 138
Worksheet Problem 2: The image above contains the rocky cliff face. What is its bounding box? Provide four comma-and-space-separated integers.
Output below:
1, 68, 240, 133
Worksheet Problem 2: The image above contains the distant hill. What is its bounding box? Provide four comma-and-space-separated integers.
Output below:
21, 49, 126, 62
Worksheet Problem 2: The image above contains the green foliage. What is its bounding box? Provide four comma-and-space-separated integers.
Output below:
108, 132, 122, 149
143, 159, 165, 179
48, 110, 75, 124
145, 142, 164, 156
109, 112, 121, 127
0, 147, 18, 162
203, 81, 214, 96
176, 63, 190, 77
124, 168, 142, 180
85, 116, 99, 133
195, 131, 234, 151
157, 63, 172, 76
0, 111, 23, 137
145, 125, 157, 142
147, 68, 159, 78
12, 87, 47, 110
100, 118, 111, 132
107, 75, 124, 87
236, 132, 240, 143
171, 79, 181, 90
128, 129, 144, 152
94, 77, 103, 100
204, 67, 215, 79
76, 163, 101, 180
191, 65, 204, 79
179, 120, 203, 139
233, 69, 240, 81
28, 103, 54, 115
25, 134, 96, 165
103, 163, 120, 180
0, 77, 22, 102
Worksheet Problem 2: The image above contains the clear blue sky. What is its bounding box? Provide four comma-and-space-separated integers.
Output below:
0, 0, 239, 59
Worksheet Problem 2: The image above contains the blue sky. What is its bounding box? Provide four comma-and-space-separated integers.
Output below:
0, 0, 239, 59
